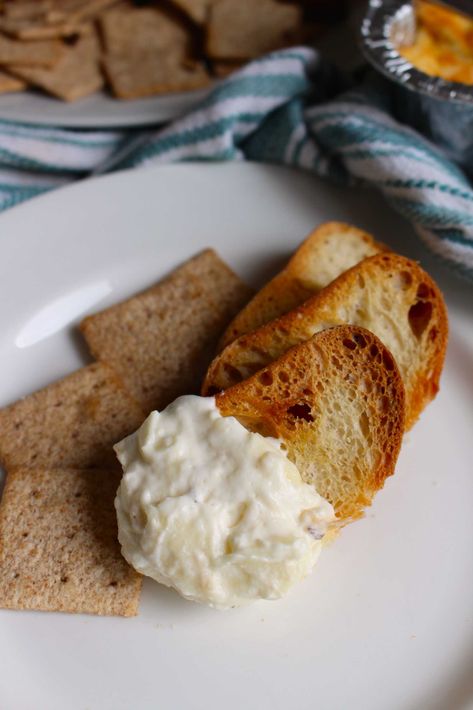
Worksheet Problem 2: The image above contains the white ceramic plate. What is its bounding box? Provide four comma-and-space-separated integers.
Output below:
0, 163, 472, 710
0, 86, 209, 128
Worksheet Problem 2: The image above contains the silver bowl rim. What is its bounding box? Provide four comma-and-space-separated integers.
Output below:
360, 0, 473, 105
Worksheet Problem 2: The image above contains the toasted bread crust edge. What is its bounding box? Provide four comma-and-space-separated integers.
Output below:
218, 222, 386, 350
216, 326, 405, 524
204, 253, 448, 430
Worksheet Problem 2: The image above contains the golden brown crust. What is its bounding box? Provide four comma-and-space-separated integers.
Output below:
205, 253, 448, 429
216, 326, 405, 523
218, 222, 386, 351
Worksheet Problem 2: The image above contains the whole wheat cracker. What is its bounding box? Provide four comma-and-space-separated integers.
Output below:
0, 31, 62, 66
103, 50, 210, 99
47, 0, 88, 22
204, 253, 448, 429
206, 0, 302, 60
0, 16, 86, 40
0, 362, 145, 471
3, 1, 51, 21
217, 325, 405, 523
46, 0, 93, 21
99, 5, 190, 55
0, 68, 26, 92
0, 466, 142, 616
219, 222, 386, 350
0, 0, 106, 40
61, 0, 120, 22
9, 26, 103, 101
170, 0, 213, 25
49, 0, 120, 24
80, 249, 252, 413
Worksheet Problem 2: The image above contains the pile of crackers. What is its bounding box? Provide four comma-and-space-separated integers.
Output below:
0, 250, 252, 616
0, 0, 318, 101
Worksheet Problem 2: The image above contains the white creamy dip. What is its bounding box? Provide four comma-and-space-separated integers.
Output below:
115, 395, 334, 609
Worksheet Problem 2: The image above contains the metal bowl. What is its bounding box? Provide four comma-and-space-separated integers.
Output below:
361, 0, 473, 104
360, 0, 473, 174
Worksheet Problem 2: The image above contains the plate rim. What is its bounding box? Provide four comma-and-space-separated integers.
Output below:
0, 161, 472, 710
0, 85, 211, 129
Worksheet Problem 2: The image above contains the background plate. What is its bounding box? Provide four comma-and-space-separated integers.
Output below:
0, 163, 472, 710
0, 86, 209, 128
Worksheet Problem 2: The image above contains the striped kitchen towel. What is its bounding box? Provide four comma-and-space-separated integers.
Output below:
0, 46, 472, 281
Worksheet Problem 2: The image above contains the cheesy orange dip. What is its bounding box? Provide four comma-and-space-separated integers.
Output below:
398, 1, 473, 85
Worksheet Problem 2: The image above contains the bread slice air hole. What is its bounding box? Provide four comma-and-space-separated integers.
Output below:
258, 371, 273, 386
287, 403, 314, 423
408, 300, 433, 338
331, 356, 342, 370
382, 351, 395, 371
417, 282, 431, 299
353, 333, 367, 348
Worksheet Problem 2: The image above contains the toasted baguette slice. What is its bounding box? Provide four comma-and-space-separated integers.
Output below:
218, 222, 386, 350
216, 326, 405, 523
204, 253, 448, 429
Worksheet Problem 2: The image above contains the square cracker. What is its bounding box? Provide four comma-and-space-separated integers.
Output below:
0, 362, 144, 471
0, 69, 27, 93
80, 250, 252, 413
9, 27, 103, 101
103, 50, 211, 99
0, 16, 85, 40
0, 32, 62, 67
206, 0, 302, 60
99, 6, 190, 55
170, 0, 213, 25
3, 1, 51, 21
47, 0, 120, 24
0, 466, 142, 616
